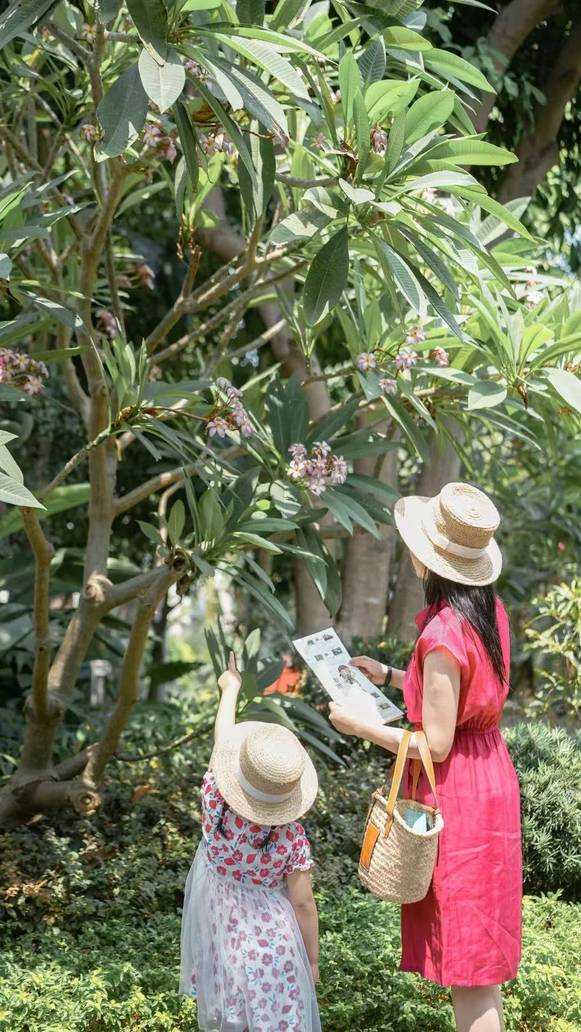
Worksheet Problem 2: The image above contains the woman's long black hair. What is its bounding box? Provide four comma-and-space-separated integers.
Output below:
422, 569, 506, 684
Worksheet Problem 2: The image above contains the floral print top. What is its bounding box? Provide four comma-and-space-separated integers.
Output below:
201, 770, 313, 888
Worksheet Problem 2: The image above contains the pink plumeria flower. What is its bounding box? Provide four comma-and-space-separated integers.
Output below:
395, 348, 418, 371
356, 352, 377, 372
430, 347, 450, 367
379, 377, 398, 395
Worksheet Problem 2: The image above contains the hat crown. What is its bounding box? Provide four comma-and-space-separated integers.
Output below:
240, 725, 305, 798
435, 482, 500, 549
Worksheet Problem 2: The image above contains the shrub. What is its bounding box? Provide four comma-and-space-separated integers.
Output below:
523, 576, 581, 718
505, 722, 581, 900
0, 892, 579, 1032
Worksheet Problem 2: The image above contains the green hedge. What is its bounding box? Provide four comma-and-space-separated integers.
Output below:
0, 891, 579, 1032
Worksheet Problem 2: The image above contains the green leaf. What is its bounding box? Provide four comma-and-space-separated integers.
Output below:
544, 368, 581, 415
467, 381, 508, 411
0, 0, 55, 51
405, 89, 454, 144
304, 227, 349, 326
385, 111, 406, 175
382, 26, 432, 51
265, 374, 309, 455
232, 532, 282, 553
270, 0, 309, 30
199, 489, 225, 543
325, 487, 381, 539
375, 241, 426, 317
216, 60, 288, 134
138, 48, 185, 113
365, 80, 419, 122
96, 64, 148, 160
424, 49, 494, 92
174, 100, 199, 190
339, 179, 374, 205
270, 207, 330, 245
237, 570, 294, 632
168, 499, 186, 545
380, 395, 428, 461
28, 296, 83, 330
353, 90, 370, 171
346, 474, 399, 503
0, 473, 44, 510
99, 1, 122, 23
412, 266, 465, 340
0, 254, 12, 278
126, 0, 168, 61
306, 396, 359, 446
358, 37, 386, 86
237, 0, 265, 24
449, 186, 535, 241
206, 33, 309, 100
398, 227, 459, 298
137, 520, 162, 546
339, 51, 361, 127
426, 139, 517, 167
0, 443, 22, 483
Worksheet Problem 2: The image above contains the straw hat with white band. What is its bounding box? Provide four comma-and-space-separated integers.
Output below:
212, 721, 318, 826
394, 482, 502, 586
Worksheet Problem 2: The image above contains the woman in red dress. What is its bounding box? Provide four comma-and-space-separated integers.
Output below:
330, 482, 522, 1032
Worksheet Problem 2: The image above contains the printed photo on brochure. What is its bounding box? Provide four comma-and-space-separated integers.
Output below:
292, 627, 403, 726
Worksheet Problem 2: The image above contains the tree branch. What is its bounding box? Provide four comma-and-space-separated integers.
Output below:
143, 247, 201, 354
20, 509, 54, 721
86, 566, 179, 783
113, 463, 198, 515
498, 18, 581, 200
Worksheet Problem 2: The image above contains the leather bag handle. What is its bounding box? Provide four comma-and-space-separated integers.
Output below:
385, 730, 439, 823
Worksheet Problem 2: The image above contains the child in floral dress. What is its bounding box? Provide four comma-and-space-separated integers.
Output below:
180, 654, 321, 1032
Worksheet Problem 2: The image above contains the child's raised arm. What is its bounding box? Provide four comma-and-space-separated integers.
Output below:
214, 652, 242, 746
287, 870, 320, 984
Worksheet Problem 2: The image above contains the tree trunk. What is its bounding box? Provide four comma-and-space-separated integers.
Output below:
388, 430, 462, 640
336, 424, 399, 644
497, 19, 581, 202
472, 0, 560, 133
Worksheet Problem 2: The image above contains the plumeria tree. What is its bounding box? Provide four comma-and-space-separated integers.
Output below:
0, 0, 579, 827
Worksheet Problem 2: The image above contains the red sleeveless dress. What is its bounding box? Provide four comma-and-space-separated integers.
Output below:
400, 598, 522, 987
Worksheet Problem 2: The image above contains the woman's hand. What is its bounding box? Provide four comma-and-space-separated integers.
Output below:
310, 961, 320, 984
328, 702, 363, 738
350, 655, 387, 686
218, 652, 242, 694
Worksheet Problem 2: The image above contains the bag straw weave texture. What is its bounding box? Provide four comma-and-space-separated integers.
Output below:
358, 730, 443, 904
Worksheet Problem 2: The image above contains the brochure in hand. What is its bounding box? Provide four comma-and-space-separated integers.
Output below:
292, 626, 404, 726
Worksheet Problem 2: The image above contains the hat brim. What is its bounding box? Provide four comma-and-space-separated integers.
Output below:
212, 722, 319, 826
394, 495, 502, 586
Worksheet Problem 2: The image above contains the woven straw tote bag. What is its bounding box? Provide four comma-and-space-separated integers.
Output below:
358, 730, 444, 904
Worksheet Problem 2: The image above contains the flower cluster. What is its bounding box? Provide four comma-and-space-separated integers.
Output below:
80, 123, 98, 142
142, 122, 177, 163
516, 269, 543, 307
135, 263, 155, 290
371, 127, 388, 155
405, 326, 426, 345
356, 352, 377, 372
207, 378, 253, 439
430, 347, 450, 367
395, 348, 418, 371
96, 309, 118, 338
287, 442, 347, 496
379, 377, 397, 395
419, 189, 461, 217
199, 131, 235, 158
0, 349, 48, 396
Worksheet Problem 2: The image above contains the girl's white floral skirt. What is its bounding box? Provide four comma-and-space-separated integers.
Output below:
180, 842, 321, 1032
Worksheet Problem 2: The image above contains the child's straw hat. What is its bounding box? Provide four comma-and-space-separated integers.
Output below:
212, 722, 318, 826
394, 482, 502, 586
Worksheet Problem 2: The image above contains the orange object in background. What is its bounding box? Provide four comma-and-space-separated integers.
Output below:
264, 654, 302, 696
